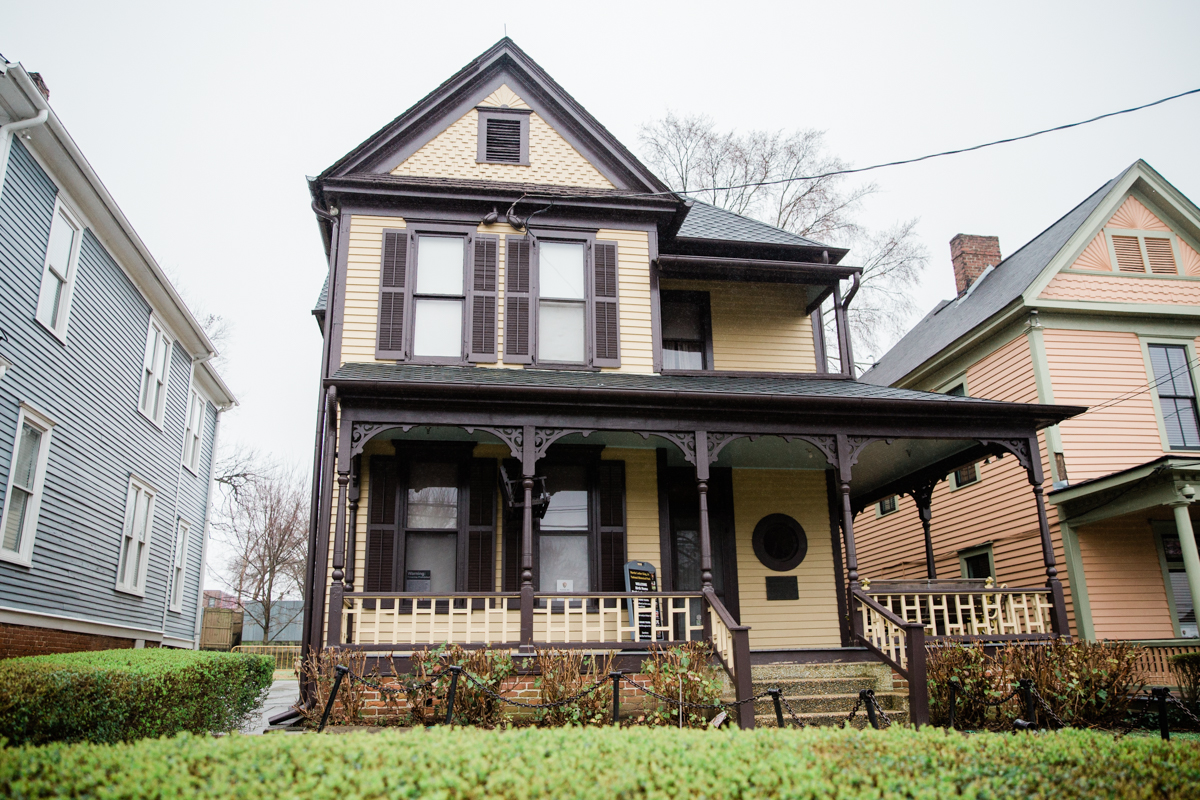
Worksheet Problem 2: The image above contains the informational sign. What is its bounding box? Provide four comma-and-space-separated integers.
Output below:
623, 561, 660, 641
555, 579, 574, 592
406, 570, 432, 593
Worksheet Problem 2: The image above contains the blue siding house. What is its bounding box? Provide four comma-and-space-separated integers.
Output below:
0, 59, 235, 655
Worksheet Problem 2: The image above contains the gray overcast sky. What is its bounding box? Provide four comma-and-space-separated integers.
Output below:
4, 0, 1199, 476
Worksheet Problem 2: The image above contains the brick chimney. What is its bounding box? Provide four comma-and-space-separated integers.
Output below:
950, 234, 1001, 297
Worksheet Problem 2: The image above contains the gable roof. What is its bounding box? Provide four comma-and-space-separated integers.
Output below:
316, 38, 670, 195
676, 201, 828, 248
862, 165, 1134, 387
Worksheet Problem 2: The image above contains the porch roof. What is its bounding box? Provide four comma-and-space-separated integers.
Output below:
329, 363, 1081, 428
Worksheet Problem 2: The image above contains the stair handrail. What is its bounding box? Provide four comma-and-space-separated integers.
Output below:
703, 588, 755, 729
851, 587, 929, 727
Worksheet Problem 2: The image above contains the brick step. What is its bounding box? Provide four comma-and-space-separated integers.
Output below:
755, 707, 911, 728
750, 677, 880, 696
752, 691, 907, 715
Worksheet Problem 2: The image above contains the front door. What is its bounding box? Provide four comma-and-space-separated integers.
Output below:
664, 466, 739, 622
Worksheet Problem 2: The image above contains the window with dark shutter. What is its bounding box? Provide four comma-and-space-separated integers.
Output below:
486, 118, 522, 163
592, 241, 620, 367
1150, 343, 1200, 449
376, 230, 409, 360
365, 457, 400, 608
468, 236, 499, 362
467, 459, 497, 591
501, 459, 523, 590
504, 237, 533, 363
597, 461, 626, 592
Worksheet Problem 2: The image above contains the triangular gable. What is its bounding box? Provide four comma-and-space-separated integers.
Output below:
388, 83, 616, 189
1023, 160, 1200, 301
318, 39, 669, 194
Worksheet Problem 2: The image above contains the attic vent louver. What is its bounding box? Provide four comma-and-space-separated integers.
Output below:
485, 118, 522, 163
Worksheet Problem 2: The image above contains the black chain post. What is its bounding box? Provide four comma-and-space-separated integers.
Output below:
1154, 687, 1170, 741
947, 679, 958, 730
444, 666, 462, 726
862, 689, 879, 729
768, 688, 785, 728
317, 665, 349, 733
610, 671, 622, 726
1020, 680, 1035, 728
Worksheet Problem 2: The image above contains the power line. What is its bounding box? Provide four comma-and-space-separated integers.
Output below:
1077, 352, 1200, 417
523, 87, 1200, 203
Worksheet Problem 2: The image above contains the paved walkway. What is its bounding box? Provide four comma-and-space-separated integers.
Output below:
242, 678, 300, 734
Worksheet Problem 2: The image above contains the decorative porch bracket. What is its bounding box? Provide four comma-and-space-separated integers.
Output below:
901, 477, 941, 580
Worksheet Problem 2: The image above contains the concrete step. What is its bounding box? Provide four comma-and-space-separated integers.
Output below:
753, 691, 907, 715
755, 706, 911, 729
750, 677, 879, 696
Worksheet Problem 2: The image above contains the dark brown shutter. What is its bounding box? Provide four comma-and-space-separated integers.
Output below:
504, 237, 533, 364
597, 460, 626, 592
468, 236, 499, 362
501, 459, 522, 590
592, 241, 620, 367
376, 230, 409, 360
365, 457, 399, 607
467, 459, 497, 591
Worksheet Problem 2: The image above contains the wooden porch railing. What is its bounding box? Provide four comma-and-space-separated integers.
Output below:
862, 580, 1056, 639
1133, 640, 1200, 686
851, 587, 929, 726
329, 584, 757, 727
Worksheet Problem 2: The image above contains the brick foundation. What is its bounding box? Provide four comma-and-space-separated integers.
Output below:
0, 621, 137, 660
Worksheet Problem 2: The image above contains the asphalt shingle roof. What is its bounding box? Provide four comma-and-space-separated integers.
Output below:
676, 201, 827, 248
862, 167, 1130, 387
332, 362, 1007, 405
314, 276, 328, 314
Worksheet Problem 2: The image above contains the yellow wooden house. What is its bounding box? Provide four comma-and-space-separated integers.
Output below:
302, 39, 1079, 727
858, 160, 1200, 683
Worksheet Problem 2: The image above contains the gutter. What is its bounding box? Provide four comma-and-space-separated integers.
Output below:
0, 107, 48, 192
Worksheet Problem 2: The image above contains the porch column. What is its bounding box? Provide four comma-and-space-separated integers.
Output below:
345, 455, 360, 591
328, 410, 350, 647
309, 387, 338, 654
1026, 445, 1069, 635
1171, 499, 1200, 627
520, 425, 535, 649
696, 431, 713, 589
908, 481, 937, 580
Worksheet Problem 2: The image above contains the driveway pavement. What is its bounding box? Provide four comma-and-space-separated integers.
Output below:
242, 678, 300, 734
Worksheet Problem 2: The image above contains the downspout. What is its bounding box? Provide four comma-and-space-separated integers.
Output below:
837, 273, 861, 377
193, 405, 227, 649
0, 108, 49, 196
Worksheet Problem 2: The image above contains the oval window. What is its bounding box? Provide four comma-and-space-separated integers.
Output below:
752, 514, 808, 571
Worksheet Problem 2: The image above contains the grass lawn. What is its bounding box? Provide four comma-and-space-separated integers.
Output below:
2, 726, 1199, 799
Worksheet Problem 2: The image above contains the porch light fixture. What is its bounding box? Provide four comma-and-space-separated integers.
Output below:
498, 462, 550, 519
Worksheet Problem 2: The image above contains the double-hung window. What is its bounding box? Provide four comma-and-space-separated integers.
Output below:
537, 241, 588, 364
182, 387, 205, 473
116, 477, 156, 595
169, 518, 190, 612
660, 290, 712, 371
35, 201, 82, 341
0, 403, 56, 566
139, 319, 172, 425
1149, 343, 1200, 450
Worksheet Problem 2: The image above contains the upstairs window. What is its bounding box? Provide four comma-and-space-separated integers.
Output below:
169, 518, 190, 612
538, 242, 587, 364
876, 495, 898, 517
182, 387, 205, 473
477, 109, 530, 165
950, 463, 980, 489
660, 291, 712, 371
139, 319, 172, 426
1149, 343, 1200, 449
116, 477, 156, 596
1111, 232, 1179, 275
412, 236, 466, 359
0, 403, 56, 566
35, 201, 82, 341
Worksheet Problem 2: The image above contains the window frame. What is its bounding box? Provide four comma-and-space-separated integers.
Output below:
169, 517, 191, 612
34, 198, 83, 343
533, 234, 595, 369
1141, 336, 1200, 453
949, 462, 981, 491
115, 475, 157, 597
137, 317, 173, 428
181, 375, 207, 475
875, 495, 899, 518
476, 107, 531, 166
0, 402, 57, 567
659, 290, 714, 372
1106, 228, 1183, 276
1152, 522, 1193, 639
958, 544, 995, 581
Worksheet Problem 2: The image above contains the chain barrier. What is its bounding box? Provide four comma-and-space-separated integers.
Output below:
458, 668, 608, 710
620, 675, 770, 710
1168, 692, 1200, 728
779, 695, 807, 728
845, 693, 863, 726
1028, 684, 1066, 729
865, 689, 893, 729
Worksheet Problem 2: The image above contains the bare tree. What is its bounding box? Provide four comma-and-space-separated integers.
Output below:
639, 113, 928, 370
212, 457, 308, 644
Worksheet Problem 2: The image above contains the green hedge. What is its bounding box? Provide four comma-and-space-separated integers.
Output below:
2, 727, 1199, 798
0, 648, 274, 745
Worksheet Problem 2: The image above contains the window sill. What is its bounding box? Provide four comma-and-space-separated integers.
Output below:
114, 585, 147, 599
34, 316, 69, 346
136, 406, 166, 432
0, 549, 33, 568
528, 363, 601, 372
181, 461, 200, 478
475, 160, 530, 167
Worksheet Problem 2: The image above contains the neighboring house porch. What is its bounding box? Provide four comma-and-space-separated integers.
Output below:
309, 365, 1079, 726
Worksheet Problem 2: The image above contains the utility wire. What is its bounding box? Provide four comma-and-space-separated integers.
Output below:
520, 87, 1200, 203
1077, 352, 1200, 417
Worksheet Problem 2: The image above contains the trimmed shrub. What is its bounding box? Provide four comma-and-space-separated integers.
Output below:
2, 727, 1199, 799
0, 648, 273, 745
927, 639, 1145, 730
1171, 652, 1200, 707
